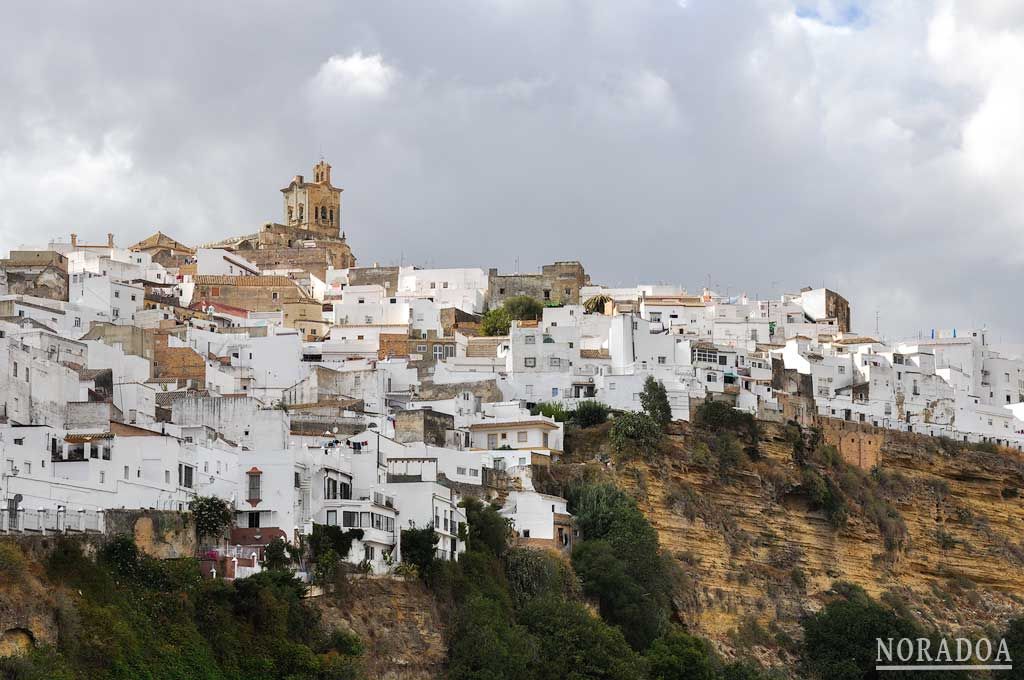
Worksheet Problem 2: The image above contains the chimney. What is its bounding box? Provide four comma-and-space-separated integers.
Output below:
70, 233, 78, 247
107, 233, 114, 247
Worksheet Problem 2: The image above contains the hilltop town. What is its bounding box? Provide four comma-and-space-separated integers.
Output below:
0, 157, 1021, 577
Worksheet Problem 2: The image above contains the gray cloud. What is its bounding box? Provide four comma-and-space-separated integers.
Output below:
0, 0, 1019, 340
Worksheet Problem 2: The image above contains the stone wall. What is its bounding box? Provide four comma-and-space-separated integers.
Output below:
487, 260, 589, 307
104, 509, 196, 559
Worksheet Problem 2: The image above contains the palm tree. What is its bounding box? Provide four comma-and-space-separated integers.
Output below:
583, 294, 612, 315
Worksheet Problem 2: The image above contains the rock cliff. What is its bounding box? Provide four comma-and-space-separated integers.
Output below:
552, 418, 1024, 667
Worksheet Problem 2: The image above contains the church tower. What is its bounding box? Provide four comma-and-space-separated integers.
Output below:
281, 159, 343, 238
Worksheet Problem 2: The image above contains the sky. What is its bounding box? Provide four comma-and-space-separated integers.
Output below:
1, 0, 1022, 343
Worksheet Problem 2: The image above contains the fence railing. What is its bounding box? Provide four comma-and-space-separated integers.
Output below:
0, 508, 105, 534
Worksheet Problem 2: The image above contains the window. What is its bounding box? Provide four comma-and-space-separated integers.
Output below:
248, 512, 260, 528
12, 362, 17, 378
23, 462, 30, 475
343, 511, 359, 527
551, 387, 559, 397
124, 465, 129, 480
838, 366, 846, 374
517, 431, 528, 443
364, 545, 375, 561
524, 357, 536, 368
165, 470, 171, 484
706, 373, 717, 382
13, 438, 23, 446
549, 357, 561, 367
247, 472, 262, 501
326, 510, 337, 526
114, 290, 120, 298
272, 292, 279, 300
112, 308, 119, 318
457, 466, 467, 475
525, 335, 536, 345
74, 317, 81, 328
657, 356, 667, 364
130, 294, 136, 301
718, 355, 728, 365
99, 471, 105, 484
469, 468, 479, 477
178, 464, 194, 489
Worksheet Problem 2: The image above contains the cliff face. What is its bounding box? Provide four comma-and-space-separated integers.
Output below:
557, 419, 1024, 664
314, 576, 448, 680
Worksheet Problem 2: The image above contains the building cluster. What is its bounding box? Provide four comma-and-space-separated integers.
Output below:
0, 159, 1020, 573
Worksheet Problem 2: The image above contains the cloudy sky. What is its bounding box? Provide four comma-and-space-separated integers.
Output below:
1, 0, 1022, 342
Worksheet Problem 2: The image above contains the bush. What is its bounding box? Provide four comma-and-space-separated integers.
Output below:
609, 410, 663, 459
480, 296, 544, 336
641, 376, 673, 427
531, 401, 570, 423
713, 432, 745, 476
572, 400, 611, 428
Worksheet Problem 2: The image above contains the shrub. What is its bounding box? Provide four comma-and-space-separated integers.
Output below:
640, 376, 673, 427
448, 593, 538, 680
572, 400, 610, 428
531, 401, 570, 423
609, 410, 663, 459
713, 432, 745, 476
0, 542, 26, 578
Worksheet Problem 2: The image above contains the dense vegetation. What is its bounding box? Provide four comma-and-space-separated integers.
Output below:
0, 537, 364, 680
427, 482, 782, 680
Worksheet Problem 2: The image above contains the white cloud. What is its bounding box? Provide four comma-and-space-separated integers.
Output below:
311, 52, 396, 99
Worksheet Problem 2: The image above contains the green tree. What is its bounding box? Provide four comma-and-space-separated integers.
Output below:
640, 376, 672, 427
521, 597, 646, 680
503, 295, 544, 321
645, 628, 717, 680
461, 497, 513, 557
401, 525, 439, 575
609, 410, 663, 458
448, 593, 538, 680
189, 495, 234, 545
480, 306, 512, 336
263, 537, 293, 571
503, 547, 580, 609
802, 583, 967, 680
996, 616, 1024, 679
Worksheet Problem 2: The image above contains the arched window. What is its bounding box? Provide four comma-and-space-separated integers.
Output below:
321, 206, 327, 220
329, 209, 334, 224
298, 205, 304, 220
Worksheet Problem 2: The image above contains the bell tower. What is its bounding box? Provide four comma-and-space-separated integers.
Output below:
281, 159, 343, 238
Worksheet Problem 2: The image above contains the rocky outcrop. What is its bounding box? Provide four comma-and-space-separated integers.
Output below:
314, 576, 448, 680
555, 419, 1024, 666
